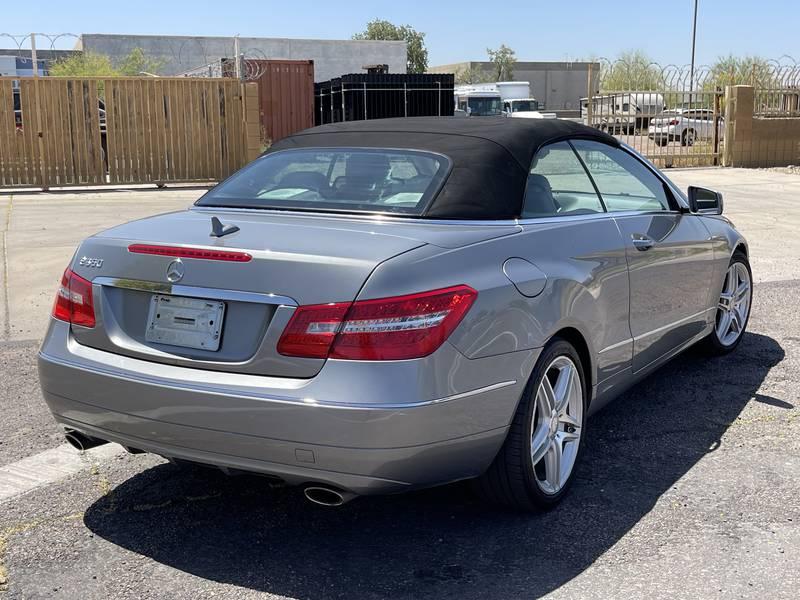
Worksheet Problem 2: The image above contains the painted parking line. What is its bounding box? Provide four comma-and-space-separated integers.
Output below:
0, 443, 124, 503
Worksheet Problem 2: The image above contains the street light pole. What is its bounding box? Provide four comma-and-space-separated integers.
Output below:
689, 0, 698, 105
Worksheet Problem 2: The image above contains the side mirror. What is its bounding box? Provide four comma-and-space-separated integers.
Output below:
687, 186, 723, 215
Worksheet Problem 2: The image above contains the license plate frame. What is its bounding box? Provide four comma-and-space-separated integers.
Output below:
145, 294, 226, 351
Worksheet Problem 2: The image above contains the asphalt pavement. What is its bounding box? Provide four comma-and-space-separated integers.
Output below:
1, 170, 798, 599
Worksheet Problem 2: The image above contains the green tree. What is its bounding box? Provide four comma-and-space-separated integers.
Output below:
601, 50, 663, 91
705, 55, 776, 90
117, 48, 164, 76
454, 64, 493, 85
486, 44, 516, 81
49, 48, 164, 77
49, 51, 119, 77
353, 19, 428, 74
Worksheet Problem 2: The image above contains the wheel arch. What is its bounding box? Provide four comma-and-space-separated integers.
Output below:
550, 326, 594, 397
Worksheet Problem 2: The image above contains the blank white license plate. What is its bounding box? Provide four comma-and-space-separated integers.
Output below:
145, 295, 225, 351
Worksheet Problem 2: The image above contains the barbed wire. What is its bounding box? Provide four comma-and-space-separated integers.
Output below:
594, 56, 800, 91
0, 32, 273, 80
2, 34, 799, 88
0, 32, 80, 53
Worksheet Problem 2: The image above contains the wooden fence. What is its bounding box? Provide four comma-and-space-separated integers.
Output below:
0, 76, 260, 189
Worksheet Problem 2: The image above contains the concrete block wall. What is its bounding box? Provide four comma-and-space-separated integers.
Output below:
78, 34, 407, 82
724, 85, 800, 167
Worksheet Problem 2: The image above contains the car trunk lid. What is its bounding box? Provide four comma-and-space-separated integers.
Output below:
69, 208, 519, 377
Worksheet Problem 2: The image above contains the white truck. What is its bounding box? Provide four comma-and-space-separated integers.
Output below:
454, 85, 504, 117
496, 81, 557, 119
454, 82, 556, 119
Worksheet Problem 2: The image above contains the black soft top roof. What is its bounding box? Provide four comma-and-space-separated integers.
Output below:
269, 117, 619, 219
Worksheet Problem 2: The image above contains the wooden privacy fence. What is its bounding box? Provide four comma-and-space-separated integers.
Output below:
0, 76, 260, 189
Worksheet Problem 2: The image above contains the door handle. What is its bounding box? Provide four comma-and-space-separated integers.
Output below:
632, 234, 655, 251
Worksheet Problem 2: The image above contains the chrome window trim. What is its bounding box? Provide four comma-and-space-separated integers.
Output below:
192, 204, 680, 227
619, 142, 691, 210
92, 277, 298, 307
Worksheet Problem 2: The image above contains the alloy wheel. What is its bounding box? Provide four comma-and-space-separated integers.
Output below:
530, 355, 583, 495
716, 262, 751, 346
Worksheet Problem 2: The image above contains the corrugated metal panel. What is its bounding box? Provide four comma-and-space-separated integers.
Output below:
249, 59, 315, 143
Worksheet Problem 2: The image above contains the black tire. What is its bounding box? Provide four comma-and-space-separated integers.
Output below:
681, 129, 695, 146
700, 250, 752, 355
656, 138, 669, 147
474, 338, 588, 511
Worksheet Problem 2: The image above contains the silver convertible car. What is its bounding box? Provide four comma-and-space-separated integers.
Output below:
38, 118, 751, 510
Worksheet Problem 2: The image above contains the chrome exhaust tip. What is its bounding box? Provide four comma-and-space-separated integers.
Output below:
64, 429, 109, 452
303, 485, 355, 507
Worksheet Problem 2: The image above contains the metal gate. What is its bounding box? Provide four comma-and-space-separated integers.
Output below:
0, 76, 250, 189
582, 63, 724, 167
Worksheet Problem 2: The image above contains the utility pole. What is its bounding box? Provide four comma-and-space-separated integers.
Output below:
30, 32, 39, 76
233, 35, 242, 81
689, 0, 698, 106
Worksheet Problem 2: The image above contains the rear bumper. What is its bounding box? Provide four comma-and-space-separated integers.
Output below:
648, 129, 679, 141
38, 320, 535, 494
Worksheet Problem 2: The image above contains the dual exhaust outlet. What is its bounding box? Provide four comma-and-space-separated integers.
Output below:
64, 430, 355, 506
302, 485, 356, 507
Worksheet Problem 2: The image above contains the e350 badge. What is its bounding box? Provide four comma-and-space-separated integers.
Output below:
79, 256, 104, 268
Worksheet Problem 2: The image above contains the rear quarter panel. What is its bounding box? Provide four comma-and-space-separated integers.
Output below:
360, 217, 632, 392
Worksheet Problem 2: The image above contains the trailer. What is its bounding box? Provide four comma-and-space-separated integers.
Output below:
581, 92, 665, 133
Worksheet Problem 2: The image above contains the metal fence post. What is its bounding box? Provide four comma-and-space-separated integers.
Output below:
712, 89, 721, 166
586, 63, 594, 127
363, 82, 367, 120
31, 33, 39, 76
403, 83, 408, 117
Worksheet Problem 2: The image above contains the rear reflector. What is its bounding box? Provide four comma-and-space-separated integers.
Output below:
277, 285, 477, 361
128, 244, 252, 262
52, 268, 96, 328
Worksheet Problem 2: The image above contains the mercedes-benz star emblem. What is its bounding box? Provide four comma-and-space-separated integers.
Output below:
166, 259, 185, 283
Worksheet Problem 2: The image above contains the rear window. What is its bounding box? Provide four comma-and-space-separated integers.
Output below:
196, 148, 450, 216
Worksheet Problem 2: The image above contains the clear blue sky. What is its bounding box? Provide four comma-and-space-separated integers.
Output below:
3, 0, 797, 67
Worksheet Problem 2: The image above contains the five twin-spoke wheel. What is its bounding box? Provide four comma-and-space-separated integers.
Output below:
716, 261, 751, 347
703, 251, 752, 355
531, 356, 583, 495
475, 339, 587, 511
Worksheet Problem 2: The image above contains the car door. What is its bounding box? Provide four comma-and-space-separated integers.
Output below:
518, 141, 633, 383
571, 140, 716, 372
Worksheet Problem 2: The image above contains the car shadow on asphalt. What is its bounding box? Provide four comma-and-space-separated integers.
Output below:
83, 332, 783, 599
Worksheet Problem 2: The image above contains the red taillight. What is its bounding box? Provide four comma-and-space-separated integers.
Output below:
277, 285, 477, 361
668, 119, 680, 126
52, 268, 96, 328
128, 244, 252, 262
275, 302, 350, 359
